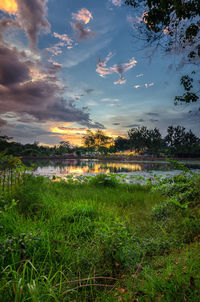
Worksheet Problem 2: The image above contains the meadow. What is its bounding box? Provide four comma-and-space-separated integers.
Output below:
0, 169, 200, 301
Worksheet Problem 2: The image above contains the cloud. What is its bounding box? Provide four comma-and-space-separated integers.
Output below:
101, 98, 120, 102
145, 82, 154, 88
136, 73, 144, 77
86, 100, 98, 106
0, 45, 104, 129
96, 52, 114, 77
84, 88, 94, 94
72, 22, 95, 41
46, 32, 74, 58
72, 8, 93, 24
146, 112, 159, 117
58, 127, 87, 131
124, 124, 140, 128
112, 57, 137, 76
96, 53, 137, 85
0, 18, 20, 41
111, 0, 122, 7
53, 32, 73, 46
112, 122, 120, 125
15, 0, 50, 49
63, 38, 111, 68
46, 43, 64, 56
136, 118, 145, 122
0, 47, 30, 86
114, 77, 126, 85
108, 103, 119, 107
0, 117, 7, 127
149, 119, 159, 122
0, 0, 18, 14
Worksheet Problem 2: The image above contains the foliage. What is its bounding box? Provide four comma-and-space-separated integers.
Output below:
89, 173, 120, 187
1, 124, 200, 157
151, 168, 200, 219
165, 126, 200, 156
82, 130, 113, 152
128, 126, 149, 152
125, 0, 200, 105
0, 173, 199, 301
128, 126, 164, 155
114, 136, 130, 151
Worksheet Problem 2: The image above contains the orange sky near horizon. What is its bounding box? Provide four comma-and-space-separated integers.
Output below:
50, 126, 122, 146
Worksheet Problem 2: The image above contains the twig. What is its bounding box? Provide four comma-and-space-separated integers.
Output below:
62, 284, 114, 295
106, 283, 118, 295
54, 276, 118, 287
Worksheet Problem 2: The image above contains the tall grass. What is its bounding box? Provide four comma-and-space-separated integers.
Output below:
0, 174, 199, 301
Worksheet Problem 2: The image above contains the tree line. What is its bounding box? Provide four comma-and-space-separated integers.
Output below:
0, 125, 199, 158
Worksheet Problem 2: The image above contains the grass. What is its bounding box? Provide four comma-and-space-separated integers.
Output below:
0, 174, 199, 301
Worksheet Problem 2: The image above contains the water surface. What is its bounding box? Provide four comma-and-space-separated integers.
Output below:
29, 159, 200, 177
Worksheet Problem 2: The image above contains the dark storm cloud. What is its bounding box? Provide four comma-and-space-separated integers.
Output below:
72, 22, 95, 40
0, 45, 104, 129
16, 0, 50, 49
124, 124, 140, 128
146, 112, 159, 117
0, 46, 30, 86
4, 124, 52, 139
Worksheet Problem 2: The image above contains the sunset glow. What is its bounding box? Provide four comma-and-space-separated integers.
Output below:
0, 0, 199, 145
0, 0, 18, 14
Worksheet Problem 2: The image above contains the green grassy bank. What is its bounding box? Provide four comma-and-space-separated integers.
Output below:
0, 173, 199, 301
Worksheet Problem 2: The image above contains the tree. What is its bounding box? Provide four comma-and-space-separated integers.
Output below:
82, 130, 113, 152
128, 126, 149, 152
125, 0, 200, 105
57, 141, 72, 155
165, 125, 199, 156
146, 128, 163, 155
114, 136, 130, 152
128, 126, 163, 154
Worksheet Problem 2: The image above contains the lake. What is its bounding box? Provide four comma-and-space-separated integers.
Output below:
30, 159, 200, 178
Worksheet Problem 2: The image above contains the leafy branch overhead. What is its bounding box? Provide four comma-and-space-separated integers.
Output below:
125, 0, 200, 105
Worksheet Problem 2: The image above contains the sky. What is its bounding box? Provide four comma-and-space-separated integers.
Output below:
0, 0, 199, 146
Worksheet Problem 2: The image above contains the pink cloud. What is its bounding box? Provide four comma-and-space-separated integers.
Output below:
114, 77, 126, 85
72, 8, 93, 24
53, 32, 73, 46
71, 22, 95, 41
96, 53, 137, 85
111, 0, 122, 7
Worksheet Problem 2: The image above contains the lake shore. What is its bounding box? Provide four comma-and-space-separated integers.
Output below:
22, 155, 200, 163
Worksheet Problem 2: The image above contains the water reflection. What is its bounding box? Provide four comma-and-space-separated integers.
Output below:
30, 159, 178, 176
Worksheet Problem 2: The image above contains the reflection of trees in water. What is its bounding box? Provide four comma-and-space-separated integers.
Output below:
28, 160, 200, 175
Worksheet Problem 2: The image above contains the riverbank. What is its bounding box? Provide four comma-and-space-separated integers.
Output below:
22, 155, 200, 162
0, 173, 199, 301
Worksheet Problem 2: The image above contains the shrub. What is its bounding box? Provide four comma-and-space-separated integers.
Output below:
151, 201, 174, 221
89, 173, 120, 188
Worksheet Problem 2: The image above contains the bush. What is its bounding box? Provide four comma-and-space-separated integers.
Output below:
151, 201, 174, 221
89, 174, 119, 188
